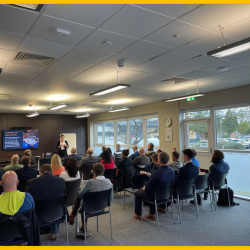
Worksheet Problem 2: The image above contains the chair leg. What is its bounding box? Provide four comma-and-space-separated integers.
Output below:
141, 201, 143, 222
84, 213, 87, 244
194, 192, 199, 219
65, 219, 69, 246
172, 196, 176, 224
116, 182, 118, 199
97, 216, 99, 231
109, 206, 113, 240
155, 200, 159, 231
182, 200, 184, 210
75, 213, 79, 237
123, 190, 125, 210
226, 186, 231, 208
177, 196, 181, 224
208, 189, 213, 212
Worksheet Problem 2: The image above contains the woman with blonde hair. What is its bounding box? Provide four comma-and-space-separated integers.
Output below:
51, 154, 65, 176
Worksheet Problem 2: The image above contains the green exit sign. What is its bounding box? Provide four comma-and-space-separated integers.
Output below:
187, 97, 196, 101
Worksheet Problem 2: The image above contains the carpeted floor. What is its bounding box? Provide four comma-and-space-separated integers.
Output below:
40, 193, 250, 246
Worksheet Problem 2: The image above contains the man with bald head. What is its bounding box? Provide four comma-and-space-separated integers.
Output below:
4, 154, 23, 172
63, 147, 81, 165
0, 171, 34, 216
134, 147, 150, 170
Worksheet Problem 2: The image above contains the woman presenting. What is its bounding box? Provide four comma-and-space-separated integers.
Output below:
57, 134, 69, 157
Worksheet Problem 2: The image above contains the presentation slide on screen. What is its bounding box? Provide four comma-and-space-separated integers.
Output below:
3, 130, 39, 150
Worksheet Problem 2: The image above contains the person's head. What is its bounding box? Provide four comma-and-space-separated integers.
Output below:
51, 154, 63, 171
11, 154, 19, 164
87, 148, 93, 156
158, 152, 169, 166
21, 155, 31, 166
102, 146, 106, 152
116, 144, 121, 151
192, 149, 197, 158
71, 147, 77, 154
132, 145, 138, 152
24, 149, 32, 157
139, 147, 146, 156
106, 147, 112, 156
211, 150, 224, 163
183, 149, 194, 162
121, 149, 129, 158
147, 142, 154, 151
65, 158, 78, 178
172, 151, 180, 162
102, 150, 111, 163
60, 134, 65, 141
156, 148, 163, 155
39, 164, 52, 175
93, 163, 105, 178
0, 171, 18, 192
151, 153, 158, 164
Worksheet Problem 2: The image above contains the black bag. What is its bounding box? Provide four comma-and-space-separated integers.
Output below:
217, 188, 239, 206
116, 169, 124, 192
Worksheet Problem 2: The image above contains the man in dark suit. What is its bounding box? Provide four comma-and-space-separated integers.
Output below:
25, 164, 66, 241
133, 152, 175, 221
130, 145, 140, 161
63, 147, 81, 165
15, 156, 38, 186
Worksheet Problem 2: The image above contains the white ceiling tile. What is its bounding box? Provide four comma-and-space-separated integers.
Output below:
63, 46, 113, 64
144, 20, 210, 48
99, 54, 144, 69
71, 71, 109, 83
181, 33, 237, 55
134, 4, 201, 18
0, 49, 15, 62
100, 5, 173, 39
131, 61, 173, 73
4, 63, 46, 75
233, 55, 250, 66
29, 15, 95, 46
0, 5, 39, 34
44, 4, 125, 27
119, 40, 173, 60
19, 36, 73, 58
156, 65, 196, 77
0, 62, 7, 70
203, 61, 246, 73
179, 70, 217, 80
0, 72, 36, 81
180, 4, 250, 31
79, 65, 118, 77
151, 48, 200, 64
0, 30, 24, 50
54, 80, 90, 91
79, 29, 138, 53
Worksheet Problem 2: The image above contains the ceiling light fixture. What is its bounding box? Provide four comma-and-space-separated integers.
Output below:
48, 103, 69, 110
10, 4, 44, 11
108, 107, 130, 112
75, 107, 91, 118
163, 83, 206, 102
26, 104, 39, 118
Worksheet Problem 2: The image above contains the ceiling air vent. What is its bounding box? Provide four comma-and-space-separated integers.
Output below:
0, 94, 12, 98
91, 100, 108, 104
13, 52, 56, 67
162, 77, 193, 85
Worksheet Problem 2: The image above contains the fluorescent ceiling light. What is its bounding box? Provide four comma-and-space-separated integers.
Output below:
11, 4, 44, 11
207, 37, 250, 58
108, 107, 130, 112
164, 93, 206, 102
48, 103, 69, 110
108, 99, 128, 104
26, 111, 39, 118
89, 84, 130, 96
75, 113, 91, 118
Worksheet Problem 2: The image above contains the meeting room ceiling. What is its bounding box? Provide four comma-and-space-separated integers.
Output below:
0, 4, 250, 115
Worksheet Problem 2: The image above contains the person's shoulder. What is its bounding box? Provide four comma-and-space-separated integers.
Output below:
24, 192, 34, 201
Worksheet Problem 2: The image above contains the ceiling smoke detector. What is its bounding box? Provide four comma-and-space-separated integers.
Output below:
118, 60, 125, 68
173, 34, 181, 38
103, 41, 113, 46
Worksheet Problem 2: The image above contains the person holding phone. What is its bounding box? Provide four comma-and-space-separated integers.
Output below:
57, 134, 69, 157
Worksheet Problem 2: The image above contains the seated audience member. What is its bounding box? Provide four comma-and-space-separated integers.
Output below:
156, 148, 163, 155
192, 149, 200, 167
133, 152, 175, 221
172, 149, 199, 196
51, 154, 65, 176
100, 150, 115, 169
15, 156, 38, 186
145, 143, 155, 158
60, 158, 80, 181
134, 147, 151, 167
118, 149, 134, 169
130, 145, 140, 161
63, 148, 81, 165
115, 144, 122, 154
0, 171, 34, 216
106, 147, 115, 162
25, 164, 66, 241
99, 146, 106, 158
78, 148, 98, 172
168, 151, 183, 170
24, 149, 37, 166
140, 153, 159, 177
4, 154, 23, 172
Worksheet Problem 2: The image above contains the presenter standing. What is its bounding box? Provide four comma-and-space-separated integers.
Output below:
57, 134, 69, 157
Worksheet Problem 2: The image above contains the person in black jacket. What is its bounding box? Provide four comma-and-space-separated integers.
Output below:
118, 149, 134, 169
57, 134, 69, 157
25, 164, 66, 241
24, 149, 37, 166
62, 147, 81, 165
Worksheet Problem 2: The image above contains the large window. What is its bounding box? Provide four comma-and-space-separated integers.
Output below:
91, 115, 159, 155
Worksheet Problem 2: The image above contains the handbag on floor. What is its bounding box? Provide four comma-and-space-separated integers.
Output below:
217, 188, 239, 206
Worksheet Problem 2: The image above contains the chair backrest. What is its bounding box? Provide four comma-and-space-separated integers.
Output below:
65, 178, 81, 206
82, 189, 111, 213
81, 163, 95, 180
38, 158, 51, 170
175, 179, 196, 196
210, 172, 228, 188
132, 175, 149, 189
115, 156, 122, 168
194, 174, 210, 190
154, 182, 172, 200
104, 168, 117, 181
34, 195, 67, 224
137, 165, 146, 169
121, 167, 134, 189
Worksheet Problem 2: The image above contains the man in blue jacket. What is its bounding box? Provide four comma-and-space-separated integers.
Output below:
130, 145, 140, 161
133, 152, 175, 221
